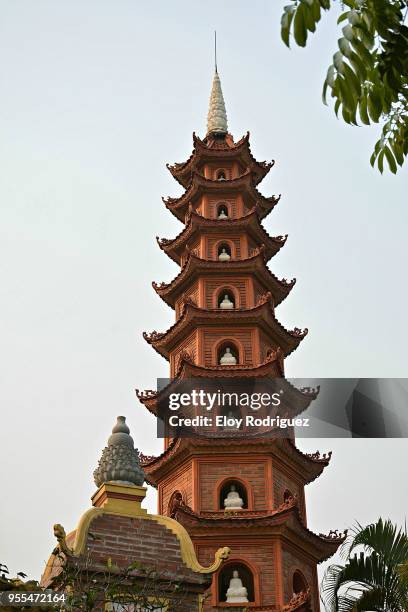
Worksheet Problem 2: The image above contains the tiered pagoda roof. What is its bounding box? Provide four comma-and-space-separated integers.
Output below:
171, 496, 346, 564
156, 209, 287, 264
143, 296, 307, 360
138, 437, 330, 487
152, 249, 295, 308
167, 132, 273, 188
163, 171, 280, 222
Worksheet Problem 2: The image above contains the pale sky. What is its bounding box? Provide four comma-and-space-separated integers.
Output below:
0, 1, 407, 586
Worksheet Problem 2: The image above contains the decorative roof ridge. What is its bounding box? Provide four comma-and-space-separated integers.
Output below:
156, 209, 288, 258
174, 497, 347, 556
138, 437, 180, 467
256, 193, 282, 221
151, 249, 296, 302
173, 494, 299, 522
282, 588, 311, 611
286, 439, 331, 465
174, 345, 284, 378
162, 169, 255, 207
193, 131, 249, 149
142, 297, 307, 358
162, 171, 280, 221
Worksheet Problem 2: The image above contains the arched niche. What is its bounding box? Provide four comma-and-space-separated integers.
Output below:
219, 478, 248, 510
216, 168, 227, 181
214, 285, 239, 310
216, 340, 240, 366
217, 202, 229, 219
293, 569, 308, 594
217, 242, 232, 261
217, 561, 256, 603
217, 289, 236, 310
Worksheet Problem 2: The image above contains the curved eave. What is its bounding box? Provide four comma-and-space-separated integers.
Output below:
163, 171, 279, 222
136, 357, 317, 420
143, 299, 307, 360
152, 250, 296, 309
167, 132, 273, 188
174, 501, 346, 564
139, 436, 328, 487
156, 209, 287, 265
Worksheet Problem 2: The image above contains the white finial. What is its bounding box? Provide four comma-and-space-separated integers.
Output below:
207, 62, 228, 135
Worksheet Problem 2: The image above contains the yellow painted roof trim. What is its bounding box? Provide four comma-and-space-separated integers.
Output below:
42, 487, 229, 584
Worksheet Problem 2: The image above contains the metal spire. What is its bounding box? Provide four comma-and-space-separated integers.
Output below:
206, 32, 228, 135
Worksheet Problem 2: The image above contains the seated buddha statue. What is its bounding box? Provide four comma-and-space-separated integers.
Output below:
219, 294, 234, 309
219, 347, 237, 365
218, 247, 231, 262
224, 484, 244, 510
218, 207, 228, 219
226, 570, 249, 603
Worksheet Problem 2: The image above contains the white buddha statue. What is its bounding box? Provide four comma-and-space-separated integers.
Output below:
226, 570, 248, 603
218, 247, 231, 262
219, 294, 234, 310
218, 208, 228, 219
224, 484, 244, 510
219, 347, 237, 365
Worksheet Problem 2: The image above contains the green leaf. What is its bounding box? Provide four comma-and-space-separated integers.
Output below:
334, 98, 341, 117
367, 90, 382, 122
326, 64, 336, 87
350, 38, 374, 67
349, 51, 367, 81
342, 24, 354, 42
391, 140, 404, 166
281, 4, 296, 47
293, 4, 307, 47
303, 4, 317, 33
378, 149, 385, 174
342, 62, 361, 99
338, 74, 356, 112
333, 51, 345, 74
384, 145, 397, 174
359, 96, 370, 125
338, 37, 352, 58
337, 11, 350, 25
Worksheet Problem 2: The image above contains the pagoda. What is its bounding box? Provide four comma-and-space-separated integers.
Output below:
137, 69, 345, 611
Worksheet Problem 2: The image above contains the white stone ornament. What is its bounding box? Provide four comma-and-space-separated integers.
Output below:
224, 484, 244, 510
207, 71, 228, 135
220, 347, 237, 365
218, 248, 231, 262
218, 209, 228, 219
226, 570, 249, 603
220, 294, 234, 310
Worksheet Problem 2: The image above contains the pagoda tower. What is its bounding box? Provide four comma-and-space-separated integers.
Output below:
137, 70, 345, 611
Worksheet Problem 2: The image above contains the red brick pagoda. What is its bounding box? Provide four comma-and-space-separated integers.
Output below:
137, 69, 345, 611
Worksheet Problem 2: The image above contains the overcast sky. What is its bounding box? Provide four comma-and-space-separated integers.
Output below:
0, 1, 407, 584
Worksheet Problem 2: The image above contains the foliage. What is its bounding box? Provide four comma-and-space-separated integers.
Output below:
321, 518, 408, 611
0, 564, 44, 612
280, 0, 408, 173
48, 551, 192, 611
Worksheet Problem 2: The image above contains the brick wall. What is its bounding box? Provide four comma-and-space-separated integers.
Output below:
198, 459, 267, 511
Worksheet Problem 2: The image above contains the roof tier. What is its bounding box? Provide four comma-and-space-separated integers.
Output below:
152, 249, 295, 309
167, 132, 273, 188
156, 209, 287, 265
143, 296, 307, 360
136, 357, 318, 418
163, 171, 280, 222
172, 496, 346, 564
138, 436, 330, 489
